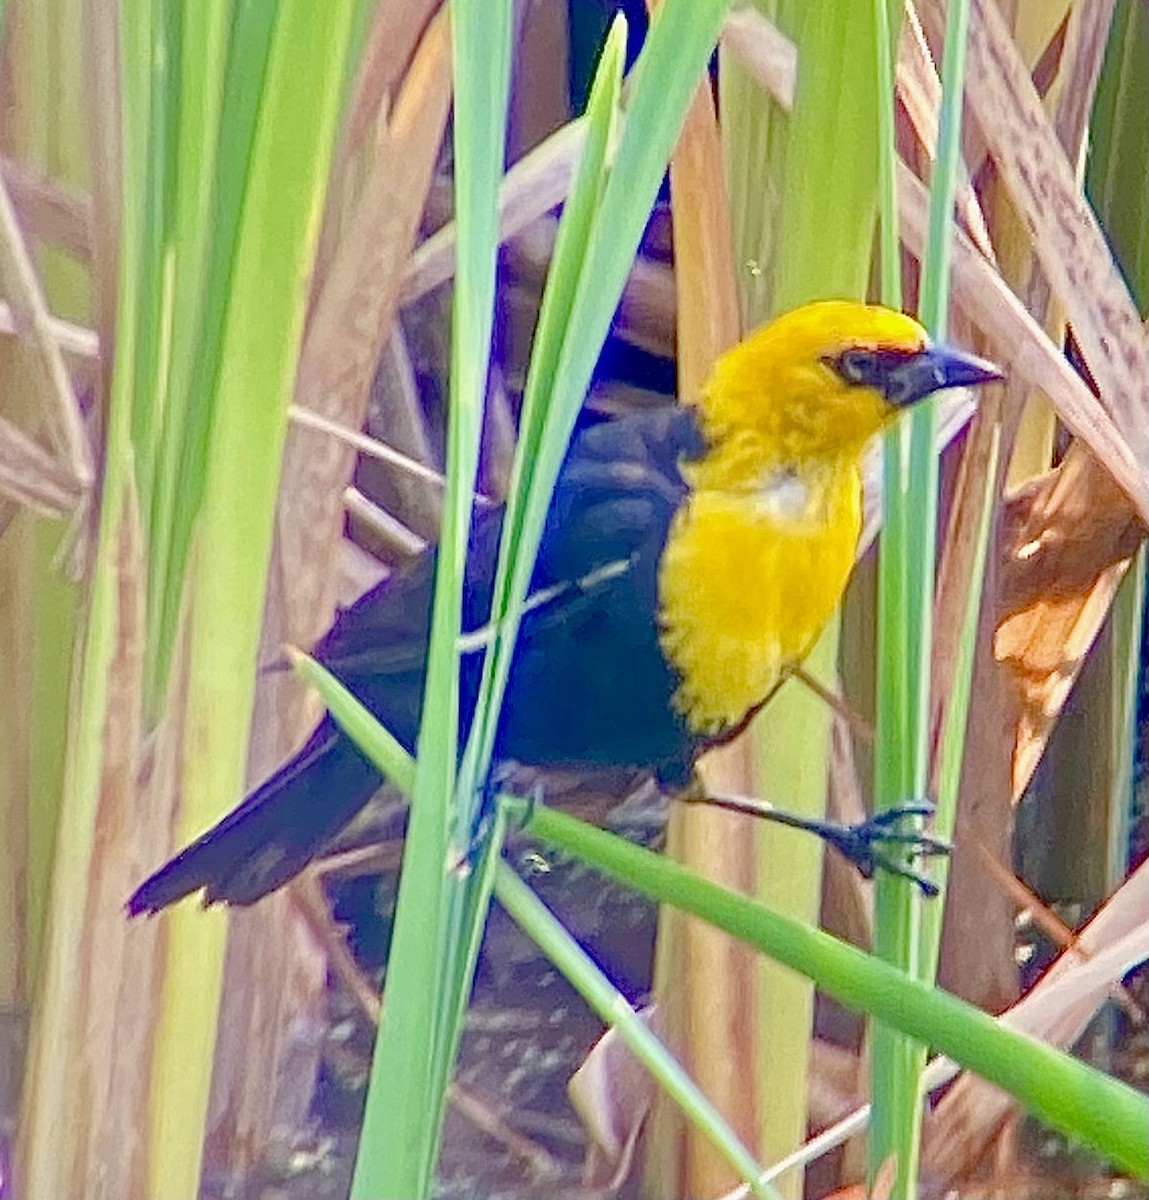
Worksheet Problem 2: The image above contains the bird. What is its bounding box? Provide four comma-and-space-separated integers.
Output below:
128, 300, 1002, 915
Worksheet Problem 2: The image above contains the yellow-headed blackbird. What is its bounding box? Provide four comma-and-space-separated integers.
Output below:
128, 301, 1001, 914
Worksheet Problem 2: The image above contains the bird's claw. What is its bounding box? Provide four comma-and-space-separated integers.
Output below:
478, 767, 544, 832
865, 800, 937, 828
822, 801, 950, 897
451, 772, 544, 876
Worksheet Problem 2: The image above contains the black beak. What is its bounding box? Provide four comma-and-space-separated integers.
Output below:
885, 344, 1004, 407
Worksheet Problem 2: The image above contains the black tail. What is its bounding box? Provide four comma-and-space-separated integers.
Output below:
127, 718, 383, 913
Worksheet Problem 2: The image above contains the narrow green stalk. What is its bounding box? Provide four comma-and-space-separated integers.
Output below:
456, 15, 625, 819
874, 0, 902, 311
149, 1, 280, 714
125, 0, 165, 528
429, 22, 630, 1165
459, 1, 730, 815
503, 798, 1149, 1180
494, 864, 780, 1200
350, 1, 513, 1194
143, 3, 230, 714
871, 0, 975, 1190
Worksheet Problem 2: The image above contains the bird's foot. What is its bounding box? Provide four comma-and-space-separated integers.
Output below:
686, 793, 949, 897
816, 802, 949, 897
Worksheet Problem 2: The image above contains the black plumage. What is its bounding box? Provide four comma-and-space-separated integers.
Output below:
128, 407, 706, 912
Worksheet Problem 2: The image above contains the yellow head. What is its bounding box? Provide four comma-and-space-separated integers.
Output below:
693, 300, 1001, 477
660, 301, 1001, 735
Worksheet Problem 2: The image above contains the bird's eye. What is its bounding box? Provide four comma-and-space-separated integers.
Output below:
839, 348, 878, 383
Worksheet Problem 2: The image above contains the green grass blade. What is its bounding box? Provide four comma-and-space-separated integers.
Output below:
504, 799, 1149, 1181
431, 21, 628, 1170
148, 1, 280, 712
289, 651, 416, 793
458, 12, 625, 810
461, 0, 730, 809
871, 0, 975, 1191
349, 0, 514, 1193
144, 2, 231, 713
874, 0, 902, 310
918, 6, 974, 334
494, 863, 780, 1200
124, 0, 166, 529
147, 6, 359, 1192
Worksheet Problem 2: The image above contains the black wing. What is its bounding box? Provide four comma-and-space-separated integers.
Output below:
496, 406, 703, 780
127, 406, 703, 912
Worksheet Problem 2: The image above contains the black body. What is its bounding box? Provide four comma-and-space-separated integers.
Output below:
129, 407, 706, 911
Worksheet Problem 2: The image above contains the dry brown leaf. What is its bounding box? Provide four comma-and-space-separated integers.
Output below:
997, 566, 1130, 801
0, 412, 86, 515
896, 9, 995, 263
929, 373, 1020, 1012
898, 162, 1147, 525
569, 1006, 658, 1192
922, 862, 1148, 1192
670, 86, 741, 392
403, 116, 585, 306
998, 447, 1143, 621
0, 171, 92, 488
922, 0, 1147, 476
1046, 0, 1118, 166
930, 401, 1003, 778
994, 443, 1143, 798
718, 8, 797, 110
0, 157, 94, 262
279, 5, 453, 644
342, 0, 443, 154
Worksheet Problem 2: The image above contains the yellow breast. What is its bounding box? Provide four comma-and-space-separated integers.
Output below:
657, 463, 862, 736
